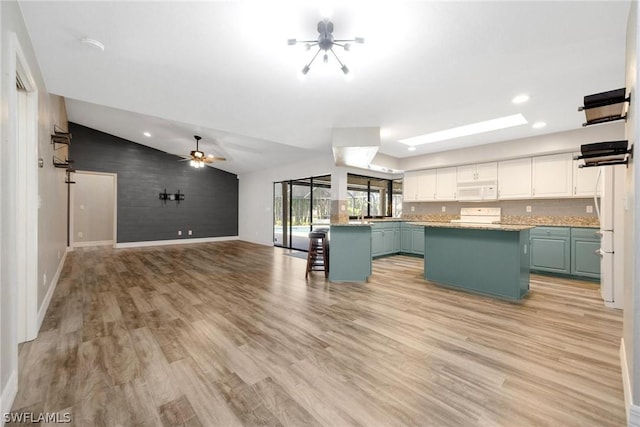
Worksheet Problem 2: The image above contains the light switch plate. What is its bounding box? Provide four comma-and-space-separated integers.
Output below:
441, 206, 446, 212
411, 206, 415, 212
586, 205, 593, 213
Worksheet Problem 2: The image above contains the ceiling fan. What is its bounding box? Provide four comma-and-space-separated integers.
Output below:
182, 135, 226, 168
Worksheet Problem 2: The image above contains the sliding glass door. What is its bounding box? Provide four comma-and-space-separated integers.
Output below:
273, 174, 331, 251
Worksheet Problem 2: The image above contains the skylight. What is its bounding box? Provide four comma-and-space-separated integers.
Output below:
399, 114, 528, 146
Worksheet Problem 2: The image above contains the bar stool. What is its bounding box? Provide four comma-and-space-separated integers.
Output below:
305, 230, 329, 278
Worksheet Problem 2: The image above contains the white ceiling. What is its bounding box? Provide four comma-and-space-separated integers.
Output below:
19, 1, 630, 174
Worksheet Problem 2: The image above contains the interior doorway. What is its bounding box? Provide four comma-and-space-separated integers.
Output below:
70, 171, 117, 248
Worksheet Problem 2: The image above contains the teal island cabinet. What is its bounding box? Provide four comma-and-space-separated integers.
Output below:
329, 224, 372, 282
411, 222, 534, 301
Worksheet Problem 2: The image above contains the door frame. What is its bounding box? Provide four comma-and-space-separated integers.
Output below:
11, 34, 39, 343
69, 170, 118, 249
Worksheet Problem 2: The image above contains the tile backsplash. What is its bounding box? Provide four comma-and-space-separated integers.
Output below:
402, 198, 599, 227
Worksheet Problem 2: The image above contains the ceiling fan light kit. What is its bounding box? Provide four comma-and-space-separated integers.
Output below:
184, 135, 226, 168
289, 19, 363, 75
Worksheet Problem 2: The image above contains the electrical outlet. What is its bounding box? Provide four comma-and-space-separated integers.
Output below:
341, 205, 346, 211
42, 273, 47, 287
526, 206, 532, 213
441, 206, 446, 212
178, 230, 182, 236
411, 206, 415, 212
188, 230, 192, 236
586, 205, 593, 213
78, 231, 83, 238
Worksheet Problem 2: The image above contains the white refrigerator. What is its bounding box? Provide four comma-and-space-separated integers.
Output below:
595, 165, 624, 308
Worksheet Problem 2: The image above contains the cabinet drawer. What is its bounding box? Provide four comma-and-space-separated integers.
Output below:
570, 227, 600, 240
530, 226, 570, 238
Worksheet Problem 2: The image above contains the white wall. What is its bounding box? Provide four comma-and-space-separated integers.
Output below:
238, 153, 402, 246
0, 1, 67, 417
623, 1, 640, 423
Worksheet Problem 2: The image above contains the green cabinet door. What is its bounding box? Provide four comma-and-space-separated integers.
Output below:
371, 229, 384, 257
412, 227, 425, 255
400, 227, 412, 252
530, 227, 570, 274
571, 228, 601, 279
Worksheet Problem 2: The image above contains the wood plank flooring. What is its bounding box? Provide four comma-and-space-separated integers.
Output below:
9, 241, 625, 426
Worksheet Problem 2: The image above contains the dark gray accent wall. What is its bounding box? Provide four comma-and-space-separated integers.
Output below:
69, 123, 238, 243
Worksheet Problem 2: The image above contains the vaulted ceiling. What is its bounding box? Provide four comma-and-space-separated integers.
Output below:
19, 1, 630, 174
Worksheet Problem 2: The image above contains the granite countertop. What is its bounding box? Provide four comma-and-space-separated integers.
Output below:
330, 222, 373, 227
408, 221, 535, 232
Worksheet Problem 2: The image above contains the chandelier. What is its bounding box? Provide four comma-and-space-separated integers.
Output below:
288, 19, 364, 75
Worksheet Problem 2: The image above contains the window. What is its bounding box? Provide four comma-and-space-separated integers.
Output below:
347, 174, 401, 219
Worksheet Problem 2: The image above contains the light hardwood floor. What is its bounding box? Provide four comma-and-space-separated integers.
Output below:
9, 241, 625, 426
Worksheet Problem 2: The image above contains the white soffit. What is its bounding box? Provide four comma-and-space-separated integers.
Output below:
332, 127, 380, 168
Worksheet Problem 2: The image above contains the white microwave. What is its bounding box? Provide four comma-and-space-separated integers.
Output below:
456, 182, 498, 201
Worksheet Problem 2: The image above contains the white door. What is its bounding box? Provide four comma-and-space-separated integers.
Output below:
456, 164, 477, 182
435, 167, 457, 200
417, 169, 437, 201
475, 162, 498, 181
531, 153, 573, 198
497, 158, 532, 199
573, 157, 601, 197
71, 172, 117, 247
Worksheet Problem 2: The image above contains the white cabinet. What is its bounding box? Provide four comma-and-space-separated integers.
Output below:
435, 167, 457, 201
457, 162, 497, 182
404, 170, 436, 201
532, 153, 573, 198
417, 169, 437, 201
497, 158, 532, 199
573, 156, 601, 197
403, 171, 419, 201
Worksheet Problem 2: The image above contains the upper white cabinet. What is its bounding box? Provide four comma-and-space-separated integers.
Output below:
404, 170, 437, 201
573, 155, 602, 197
457, 162, 497, 183
435, 167, 457, 200
417, 169, 437, 201
403, 171, 419, 201
532, 153, 573, 198
497, 158, 532, 199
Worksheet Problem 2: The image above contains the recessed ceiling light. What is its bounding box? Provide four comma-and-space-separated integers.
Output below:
408, 146, 417, 151
532, 121, 547, 129
143, 131, 151, 137
399, 114, 528, 146
80, 37, 105, 51
512, 94, 530, 104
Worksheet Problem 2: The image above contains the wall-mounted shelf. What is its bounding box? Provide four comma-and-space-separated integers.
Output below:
574, 141, 633, 168
51, 126, 73, 168
579, 88, 630, 127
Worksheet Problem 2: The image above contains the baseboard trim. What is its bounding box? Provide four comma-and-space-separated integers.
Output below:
36, 248, 68, 330
115, 235, 239, 249
0, 369, 18, 425
620, 338, 640, 426
72, 240, 113, 248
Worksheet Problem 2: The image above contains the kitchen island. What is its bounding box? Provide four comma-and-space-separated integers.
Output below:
410, 222, 534, 301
